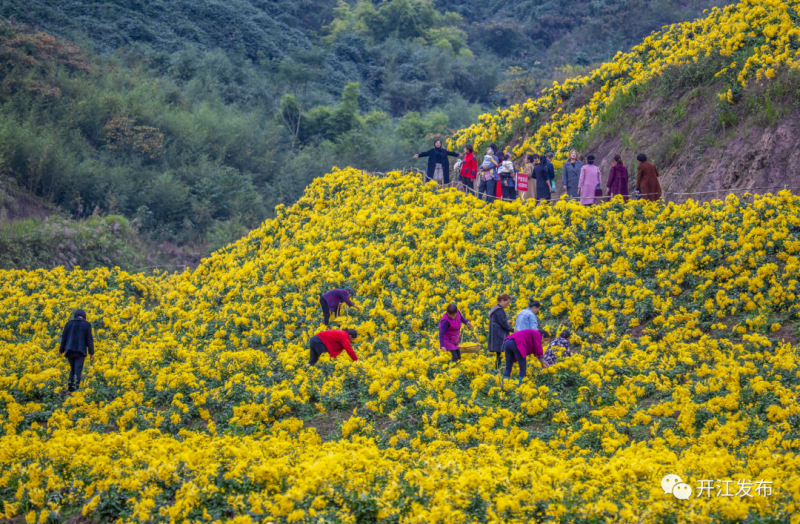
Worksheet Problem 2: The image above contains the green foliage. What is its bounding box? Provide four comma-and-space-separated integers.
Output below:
0, 215, 146, 270
327, 0, 469, 55
0, 0, 738, 257
299, 82, 363, 143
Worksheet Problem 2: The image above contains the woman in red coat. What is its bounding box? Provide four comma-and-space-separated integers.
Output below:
309, 329, 359, 366
459, 143, 478, 194
607, 155, 629, 202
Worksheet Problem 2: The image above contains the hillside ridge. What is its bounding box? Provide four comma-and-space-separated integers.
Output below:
1, 169, 799, 522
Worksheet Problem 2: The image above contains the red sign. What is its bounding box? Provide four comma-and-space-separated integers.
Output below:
516, 173, 529, 192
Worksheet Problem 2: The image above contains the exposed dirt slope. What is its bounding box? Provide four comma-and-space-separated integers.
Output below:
564, 69, 800, 203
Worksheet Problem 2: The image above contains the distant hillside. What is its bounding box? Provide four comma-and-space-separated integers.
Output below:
451, 0, 800, 200
2, 0, 733, 109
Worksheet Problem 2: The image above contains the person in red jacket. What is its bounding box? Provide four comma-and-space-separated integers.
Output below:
309, 329, 359, 366
459, 143, 478, 194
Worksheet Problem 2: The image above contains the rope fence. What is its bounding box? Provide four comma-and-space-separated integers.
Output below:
362, 168, 799, 206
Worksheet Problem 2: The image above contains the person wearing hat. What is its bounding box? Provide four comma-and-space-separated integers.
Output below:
309, 328, 359, 366
414, 139, 461, 186
320, 287, 359, 326
58, 309, 95, 392
578, 155, 602, 206
543, 330, 573, 366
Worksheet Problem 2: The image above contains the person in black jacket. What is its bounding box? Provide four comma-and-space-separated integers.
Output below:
533, 154, 556, 203
488, 294, 513, 370
59, 309, 95, 392
414, 139, 460, 185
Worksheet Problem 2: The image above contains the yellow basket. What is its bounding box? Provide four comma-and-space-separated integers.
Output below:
330, 304, 349, 325
459, 329, 481, 354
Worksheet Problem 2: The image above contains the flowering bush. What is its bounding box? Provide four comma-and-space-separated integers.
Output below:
449, 0, 800, 167
1, 169, 800, 523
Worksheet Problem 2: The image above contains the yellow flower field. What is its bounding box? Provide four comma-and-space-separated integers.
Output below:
1, 169, 800, 523
449, 0, 800, 167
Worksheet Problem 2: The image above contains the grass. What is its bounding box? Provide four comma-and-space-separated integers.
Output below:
0, 214, 147, 270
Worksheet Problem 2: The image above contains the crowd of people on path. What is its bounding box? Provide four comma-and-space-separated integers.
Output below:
414, 140, 663, 204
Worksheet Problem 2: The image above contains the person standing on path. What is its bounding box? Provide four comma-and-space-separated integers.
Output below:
562, 150, 583, 200
635, 153, 662, 201
459, 144, 478, 195
439, 304, 474, 362
520, 154, 537, 201
414, 139, 461, 186
533, 154, 555, 203
478, 146, 498, 202
309, 329, 359, 366
488, 294, 513, 370
502, 329, 550, 388
59, 309, 95, 393
514, 299, 541, 331
320, 287, 358, 326
498, 153, 517, 201
578, 155, 602, 206
607, 155, 630, 202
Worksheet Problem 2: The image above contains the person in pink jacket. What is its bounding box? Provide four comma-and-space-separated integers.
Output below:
501, 329, 550, 387
439, 304, 474, 362
578, 155, 602, 206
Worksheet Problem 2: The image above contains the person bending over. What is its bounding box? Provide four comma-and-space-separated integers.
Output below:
320, 287, 358, 326
309, 328, 359, 366
502, 329, 550, 387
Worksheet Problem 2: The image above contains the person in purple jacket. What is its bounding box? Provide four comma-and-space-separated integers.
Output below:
439, 304, 474, 362
607, 154, 630, 202
502, 329, 550, 387
320, 287, 358, 326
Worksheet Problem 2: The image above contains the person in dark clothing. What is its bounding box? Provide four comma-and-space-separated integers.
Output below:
59, 309, 95, 392
488, 294, 513, 370
607, 155, 630, 202
478, 146, 499, 203
635, 153, 662, 201
414, 139, 460, 185
320, 288, 358, 326
533, 154, 555, 203
498, 153, 517, 201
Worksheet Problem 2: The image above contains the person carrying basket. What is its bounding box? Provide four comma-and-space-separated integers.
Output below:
320, 287, 359, 326
439, 304, 474, 362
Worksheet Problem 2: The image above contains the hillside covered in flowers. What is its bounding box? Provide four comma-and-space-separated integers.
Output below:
1, 168, 800, 523
449, 0, 800, 197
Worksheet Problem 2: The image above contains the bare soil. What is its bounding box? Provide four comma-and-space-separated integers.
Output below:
573, 71, 800, 203
303, 410, 354, 441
